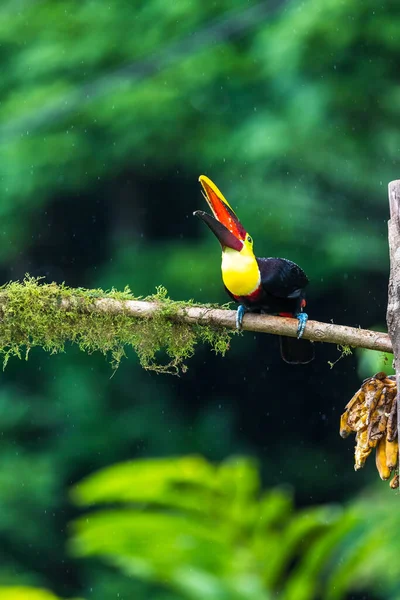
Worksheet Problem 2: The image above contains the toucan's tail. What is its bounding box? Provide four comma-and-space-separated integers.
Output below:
279, 336, 314, 364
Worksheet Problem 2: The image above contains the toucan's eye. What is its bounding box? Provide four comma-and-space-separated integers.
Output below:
247, 235, 252, 243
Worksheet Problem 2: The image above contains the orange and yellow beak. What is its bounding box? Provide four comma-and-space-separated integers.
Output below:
194, 175, 246, 251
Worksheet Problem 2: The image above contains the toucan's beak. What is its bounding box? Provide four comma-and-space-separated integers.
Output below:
194, 175, 246, 251
194, 210, 243, 251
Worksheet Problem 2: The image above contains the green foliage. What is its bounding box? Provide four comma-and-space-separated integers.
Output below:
357, 347, 395, 380
69, 456, 400, 600
0, 0, 393, 284
0, 277, 231, 374
0, 588, 82, 600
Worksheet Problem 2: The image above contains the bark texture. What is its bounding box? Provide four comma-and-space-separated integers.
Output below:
387, 180, 400, 478
59, 297, 392, 353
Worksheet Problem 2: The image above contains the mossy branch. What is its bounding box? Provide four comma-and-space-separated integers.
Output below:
0, 277, 391, 375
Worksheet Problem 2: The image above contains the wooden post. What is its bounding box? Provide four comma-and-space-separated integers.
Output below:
387, 181, 400, 475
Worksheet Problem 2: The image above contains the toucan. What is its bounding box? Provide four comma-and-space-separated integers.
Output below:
194, 175, 314, 364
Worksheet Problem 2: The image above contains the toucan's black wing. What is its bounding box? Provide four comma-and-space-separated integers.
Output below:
257, 257, 309, 299
256, 257, 314, 364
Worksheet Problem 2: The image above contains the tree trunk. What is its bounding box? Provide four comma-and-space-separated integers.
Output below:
386, 181, 400, 477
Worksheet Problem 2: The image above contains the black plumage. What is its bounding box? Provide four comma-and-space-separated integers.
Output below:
226, 257, 314, 364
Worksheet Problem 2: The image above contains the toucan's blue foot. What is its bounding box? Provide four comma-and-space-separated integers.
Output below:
236, 304, 246, 331
296, 312, 308, 339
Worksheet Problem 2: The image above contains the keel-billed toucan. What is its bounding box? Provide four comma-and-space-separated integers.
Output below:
194, 176, 314, 364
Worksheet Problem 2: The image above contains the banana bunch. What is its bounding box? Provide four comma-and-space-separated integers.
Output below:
340, 372, 399, 489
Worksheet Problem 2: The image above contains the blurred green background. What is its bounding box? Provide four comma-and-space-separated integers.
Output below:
0, 0, 399, 598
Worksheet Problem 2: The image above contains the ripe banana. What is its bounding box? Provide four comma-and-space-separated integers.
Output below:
386, 437, 399, 470
390, 474, 399, 489
341, 372, 398, 489
375, 436, 391, 480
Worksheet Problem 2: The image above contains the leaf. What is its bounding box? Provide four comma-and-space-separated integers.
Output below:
0, 587, 83, 600
68, 456, 367, 600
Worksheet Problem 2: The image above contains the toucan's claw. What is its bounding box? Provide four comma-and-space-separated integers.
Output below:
296, 312, 308, 339
236, 305, 246, 331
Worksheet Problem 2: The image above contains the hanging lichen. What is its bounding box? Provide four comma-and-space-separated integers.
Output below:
0, 276, 233, 375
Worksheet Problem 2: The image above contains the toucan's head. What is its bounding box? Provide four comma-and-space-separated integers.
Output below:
194, 175, 254, 256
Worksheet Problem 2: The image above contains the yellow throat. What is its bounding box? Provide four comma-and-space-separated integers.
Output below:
221, 245, 260, 297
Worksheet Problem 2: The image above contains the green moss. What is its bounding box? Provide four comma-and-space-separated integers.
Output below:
0, 276, 232, 375
328, 344, 353, 369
